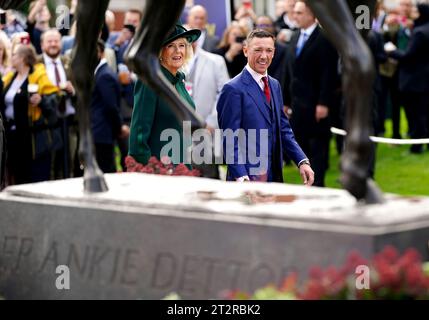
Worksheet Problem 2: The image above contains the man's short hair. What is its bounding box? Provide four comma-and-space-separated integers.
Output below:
246, 29, 276, 44
40, 28, 61, 44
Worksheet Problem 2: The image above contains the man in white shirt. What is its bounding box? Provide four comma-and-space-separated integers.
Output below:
40, 28, 78, 179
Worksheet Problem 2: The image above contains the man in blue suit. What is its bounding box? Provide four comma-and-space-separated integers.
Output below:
217, 30, 314, 184
91, 40, 128, 173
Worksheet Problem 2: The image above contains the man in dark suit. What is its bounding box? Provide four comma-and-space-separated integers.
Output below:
187, 5, 220, 53
388, 3, 429, 154
91, 40, 128, 173
217, 29, 314, 184
283, 0, 338, 187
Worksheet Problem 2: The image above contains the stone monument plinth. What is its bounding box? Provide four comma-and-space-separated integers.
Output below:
0, 173, 428, 299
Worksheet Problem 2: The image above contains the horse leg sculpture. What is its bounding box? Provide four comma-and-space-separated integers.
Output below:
0, 114, 5, 189
306, 0, 384, 204
124, 0, 205, 131
70, 0, 110, 193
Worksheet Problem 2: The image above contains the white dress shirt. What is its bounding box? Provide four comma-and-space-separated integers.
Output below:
245, 64, 268, 92
4, 76, 27, 125
297, 22, 318, 50
43, 53, 75, 117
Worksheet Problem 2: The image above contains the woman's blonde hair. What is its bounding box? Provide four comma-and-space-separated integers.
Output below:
0, 37, 10, 67
14, 44, 37, 68
217, 21, 247, 49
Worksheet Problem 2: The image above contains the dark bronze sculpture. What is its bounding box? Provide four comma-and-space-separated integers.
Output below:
71, 0, 204, 193
0, 0, 383, 204
305, 0, 384, 203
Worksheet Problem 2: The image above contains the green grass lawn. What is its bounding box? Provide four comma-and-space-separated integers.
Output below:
283, 112, 429, 196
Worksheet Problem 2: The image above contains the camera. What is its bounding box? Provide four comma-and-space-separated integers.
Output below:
0, 11, 6, 25
235, 36, 246, 44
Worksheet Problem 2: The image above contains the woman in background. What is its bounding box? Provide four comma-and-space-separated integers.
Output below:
213, 22, 248, 78
0, 44, 59, 185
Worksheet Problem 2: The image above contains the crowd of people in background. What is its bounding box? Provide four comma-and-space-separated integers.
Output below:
0, 0, 428, 189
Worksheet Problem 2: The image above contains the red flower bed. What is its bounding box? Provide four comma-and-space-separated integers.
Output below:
125, 155, 200, 177
228, 246, 429, 300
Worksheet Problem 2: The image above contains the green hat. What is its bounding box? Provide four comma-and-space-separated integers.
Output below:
162, 24, 201, 46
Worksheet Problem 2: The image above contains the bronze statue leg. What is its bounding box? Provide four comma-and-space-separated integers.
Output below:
124, 0, 205, 131
306, 0, 384, 203
0, 0, 27, 9
0, 115, 5, 189
71, 0, 110, 193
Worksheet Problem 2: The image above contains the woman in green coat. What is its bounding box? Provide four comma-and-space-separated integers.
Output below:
129, 24, 201, 165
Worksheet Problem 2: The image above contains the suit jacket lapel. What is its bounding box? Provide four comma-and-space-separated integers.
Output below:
297, 26, 319, 58
290, 32, 300, 61
241, 69, 271, 124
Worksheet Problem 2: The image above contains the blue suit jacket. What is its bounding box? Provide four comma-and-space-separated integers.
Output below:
91, 63, 122, 145
217, 68, 307, 182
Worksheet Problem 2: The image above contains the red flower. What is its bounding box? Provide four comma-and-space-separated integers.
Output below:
124, 156, 200, 177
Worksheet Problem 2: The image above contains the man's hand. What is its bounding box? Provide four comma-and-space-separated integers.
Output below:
236, 176, 250, 182
63, 81, 75, 96
115, 28, 133, 47
206, 125, 215, 135
315, 105, 328, 122
299, 164, 314, 186
284, 105, 292, 118
119, 125, 130, 139
225, 43, 243, 62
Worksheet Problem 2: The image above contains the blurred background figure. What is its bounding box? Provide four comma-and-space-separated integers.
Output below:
1, 9, 26, 39
387, 2, 429, 154
108, 8, 142, 64
91, 40, 127, 173
185, 38, 230, 178
373, 0, 387, 33
186, 5, 220, 53
1, 44, 60, 185
381, 0, 415, 139
234, 0, 257, 33
275, 0, 286, 20
213, 22, 247, 78
275, 0, 298, 43
255, 15, 288, 93
284, 1, 338, 187
0, 36, 11, 76
26, 0, 52, 54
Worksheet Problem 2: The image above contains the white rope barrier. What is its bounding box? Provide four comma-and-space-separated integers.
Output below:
330, 127, 429, 145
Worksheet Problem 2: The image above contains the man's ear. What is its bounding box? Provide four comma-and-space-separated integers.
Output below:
243, 44, 248, 57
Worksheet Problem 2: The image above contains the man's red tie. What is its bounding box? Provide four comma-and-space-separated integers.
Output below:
262, 76, 271, 103
53, 60, 66, 113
